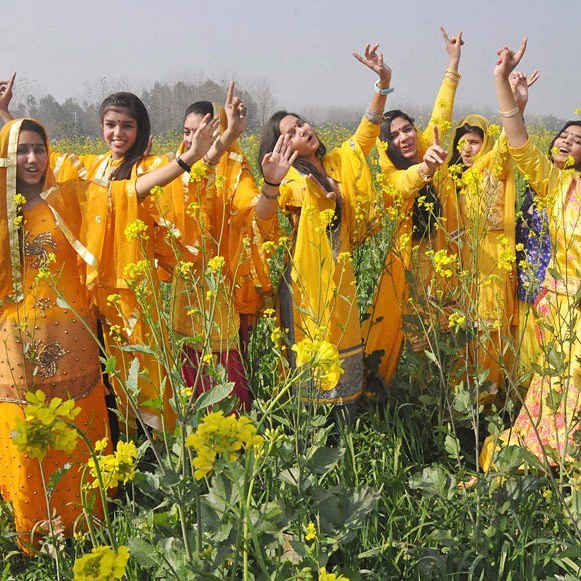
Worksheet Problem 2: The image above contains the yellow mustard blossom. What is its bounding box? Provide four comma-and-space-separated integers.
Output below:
305, 521, 317, 542
271, 326, 284, 344
262, 240, 276, 253
106, 294, 121, 306
190, 164, 208, 183
487, 124, 501, 139
73, 545, 130, 581
337, 252, 351, 265
319, 567, 349, 581
207, 255, 225, 274
185, 411, 264, 480
124, 219, 149, 242
215, 174, 227, 188
187, 201, 201, 217
108, 324, 123, 343
202, 353, 213, 365
11, 390, 80, 460
148, 185, 164, 200
123, 259, 149, 283
318, 208, 336, 229
13, 193, 27, 207
292, 338, 344, 391
426, 249, 457, 278
88, 440, 138, 490
496, 234, 516, 271
448, 311, 467, 332
177, 261, 194, 276
13, 214, 24, 227
263, 308, 276, 318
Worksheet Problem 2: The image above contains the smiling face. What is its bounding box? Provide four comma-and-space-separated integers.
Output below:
16, 129, 48, 197
278, 114, 320, 159
551, 124, 581, 169
458, 130, 484, 167
389, 116, 419, 162
101, 107, 138, 160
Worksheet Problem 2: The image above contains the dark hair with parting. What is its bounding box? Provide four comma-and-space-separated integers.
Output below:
99, 92, 151, 181
20, 119, 48, 148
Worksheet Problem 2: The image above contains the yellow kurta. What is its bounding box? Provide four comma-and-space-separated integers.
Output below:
279, 116, 382, 404
480, 137, 581, 469
51, 150, 176, 432
364, 72, 461, 385
458, 119, 518, 398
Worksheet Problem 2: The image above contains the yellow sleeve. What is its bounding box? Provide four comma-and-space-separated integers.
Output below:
508, 137, 552, 199
352, 116, 381, 157
421, 74, 460, 147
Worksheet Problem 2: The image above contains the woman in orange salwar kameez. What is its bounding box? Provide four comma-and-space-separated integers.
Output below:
0, 115, 215, 551
152, 85, 292, 411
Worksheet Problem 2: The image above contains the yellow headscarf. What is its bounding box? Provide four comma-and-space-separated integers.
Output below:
449, 114, 493, 166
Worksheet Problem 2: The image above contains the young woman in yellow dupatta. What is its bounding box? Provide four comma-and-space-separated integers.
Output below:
363, 27, 464, 389
257, 44, 391, 415
480, 39, 581, 471
448, 114, 519, 403
151, 83, 292, 411
0, 116, 214, 552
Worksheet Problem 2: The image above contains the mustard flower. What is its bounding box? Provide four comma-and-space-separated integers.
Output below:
11, 390, 81, 460
88, 440, 138, 490
190, 164, 208, 183
185, 411, 263, 480
73, 545, 130, 581
207, 255, 225, 273
292, 338, 344, 391
124, 219, 149, 242
319, 567, 349, 581
305, 521, 317, 541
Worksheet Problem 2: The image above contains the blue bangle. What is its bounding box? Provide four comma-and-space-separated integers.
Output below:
374, 80, 394, 95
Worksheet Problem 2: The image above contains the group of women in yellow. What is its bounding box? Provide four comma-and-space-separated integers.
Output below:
0, 25, 579, 552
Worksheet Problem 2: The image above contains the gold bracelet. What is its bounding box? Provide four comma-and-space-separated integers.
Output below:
203, 154, 219, 167
444, 69, 461, 81
499, 106, 521, 118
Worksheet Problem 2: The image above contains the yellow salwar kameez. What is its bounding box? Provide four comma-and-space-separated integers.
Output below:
480, 137, 581, 469
363, 72, 461, 386
50, 150, 176, 432
0, 119, 140, 549
279, 116, 382, 404
455, 116, 518, 399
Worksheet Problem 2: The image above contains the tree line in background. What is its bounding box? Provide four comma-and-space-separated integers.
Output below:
7, 75, 566, 141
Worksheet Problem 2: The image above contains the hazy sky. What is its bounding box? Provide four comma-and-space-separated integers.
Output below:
3, 0, 580, 120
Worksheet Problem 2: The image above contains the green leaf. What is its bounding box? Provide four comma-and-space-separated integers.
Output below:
127, 537, 159, 568
306, 446, 342, 475
194, 382, 234, 411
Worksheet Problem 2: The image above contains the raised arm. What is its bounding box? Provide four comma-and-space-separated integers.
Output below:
425, 27, 463, 138
0, 73, 16, 123
203, 81, 248, 165
494, 38, 529, 148
352, 43, 392, 155
135, 113, 218, 200
509, 68, 539, 118
256, 134, 298, 221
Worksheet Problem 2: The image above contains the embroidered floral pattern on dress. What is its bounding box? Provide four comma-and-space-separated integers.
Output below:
24, 232, 58, 269
25, 340, 66, 380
